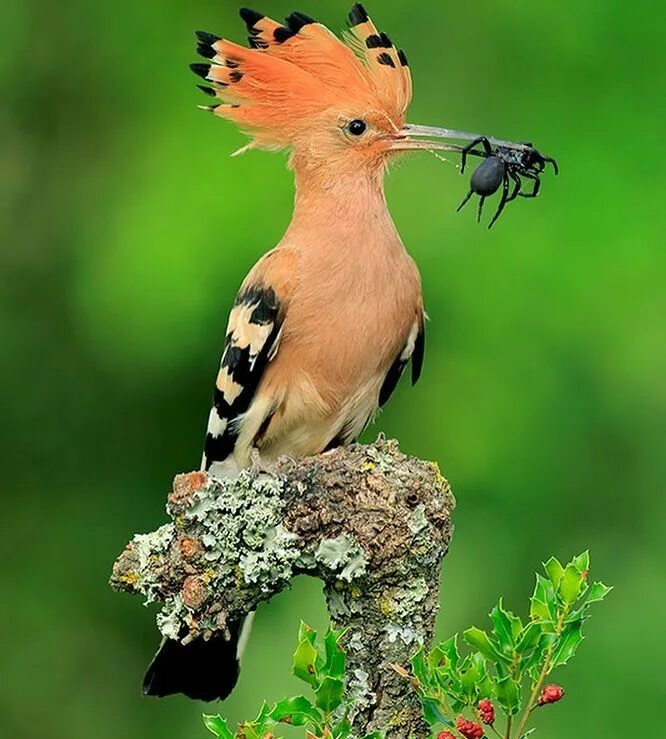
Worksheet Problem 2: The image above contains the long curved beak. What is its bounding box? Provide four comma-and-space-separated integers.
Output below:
387, 123, 532, 154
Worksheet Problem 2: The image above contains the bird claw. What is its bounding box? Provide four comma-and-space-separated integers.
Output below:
249, 447, 274, 475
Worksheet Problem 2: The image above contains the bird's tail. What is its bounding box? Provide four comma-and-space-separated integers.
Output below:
143, 616, 252, 701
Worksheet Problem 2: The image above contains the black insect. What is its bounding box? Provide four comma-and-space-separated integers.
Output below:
457, 137, 559, 228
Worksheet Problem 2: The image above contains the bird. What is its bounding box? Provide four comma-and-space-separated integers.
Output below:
143, 3, 485, 703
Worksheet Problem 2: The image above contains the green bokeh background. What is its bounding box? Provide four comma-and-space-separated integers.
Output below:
1, 1, 663, 737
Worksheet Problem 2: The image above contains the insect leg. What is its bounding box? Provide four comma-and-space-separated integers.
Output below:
487, 173, 511, 229
477, 195, 486, 223
519, 172, 540, 198
507, 171, 522, 202
460, 136, 493, 174
457, 189, 474, 212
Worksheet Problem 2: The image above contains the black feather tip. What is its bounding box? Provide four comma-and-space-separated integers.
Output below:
377, 52, 395, 67
197, 85, 216, 97
195, 31, 221, 45
239, 8, 264, 28
285, 11, 316, 32
349, 3, 369, 26
379, 31, 393, 47
398, 49, 409, 66
196, 42, 216, 59
190, 63, 211, 79
273, 26, 295, 43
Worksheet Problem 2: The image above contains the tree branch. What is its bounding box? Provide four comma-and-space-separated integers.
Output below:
110, 437, 455, 738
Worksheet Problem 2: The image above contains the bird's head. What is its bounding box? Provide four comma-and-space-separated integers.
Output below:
193, 5, 466, 178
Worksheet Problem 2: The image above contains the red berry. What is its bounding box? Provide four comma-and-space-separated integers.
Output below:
537, 684, 565, 706
457, 716, 484, 739
477, 698, 495, 725
437, 732, 456, 739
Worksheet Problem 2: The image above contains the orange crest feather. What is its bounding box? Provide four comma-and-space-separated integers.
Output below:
192, 4, 413, 147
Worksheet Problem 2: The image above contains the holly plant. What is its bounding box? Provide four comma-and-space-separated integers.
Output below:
398, 552, 611, 739
203, 622, 382, 739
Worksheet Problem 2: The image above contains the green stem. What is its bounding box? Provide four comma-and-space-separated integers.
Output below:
504, 715, 513, 739
513, 607, 568, 739
436, 692, 466, 739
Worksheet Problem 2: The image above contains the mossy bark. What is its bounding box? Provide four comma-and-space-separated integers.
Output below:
111, 437, 454, 738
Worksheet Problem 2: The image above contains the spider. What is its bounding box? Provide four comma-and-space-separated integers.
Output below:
457, 137, 559, 228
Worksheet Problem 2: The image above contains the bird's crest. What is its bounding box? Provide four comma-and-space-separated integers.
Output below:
192, 4, 413, 148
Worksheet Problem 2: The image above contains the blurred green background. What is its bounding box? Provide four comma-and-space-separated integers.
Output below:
1, 0, 663, 737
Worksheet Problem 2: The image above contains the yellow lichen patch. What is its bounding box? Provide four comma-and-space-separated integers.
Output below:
202, 568, 218, 584
119, 572, 139, 586
380, 596, 395, 617
429, 460, 448, 488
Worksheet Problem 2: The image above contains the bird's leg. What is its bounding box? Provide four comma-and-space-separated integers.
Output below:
249, 446, 275, 474
460, 136, 492, 174
487, 174, 511, 229
457, 189, 474, 212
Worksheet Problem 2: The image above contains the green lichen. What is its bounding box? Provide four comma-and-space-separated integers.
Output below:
132, 524, 175, 605
315, 534, 367, 582
180, 471, 301, 593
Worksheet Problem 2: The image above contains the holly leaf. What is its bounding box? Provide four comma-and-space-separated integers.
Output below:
559, 564, 585, 604
463, 627, 508, 663
203, 715, 234, 739
235, 723, 264, 739
293, 638, 320, 687
551, 620, 585, 668
437, 635, 460, 671
490, 599, 521, 653
411, 647, 433, 690
516, 621, 544, 653
544, 557, 565, 588
495, 675, 521, 715
323, 628, 346, 679
269, 696, 321, 728
332, 717, 352, 739
298, 621, 317, 646
586, 581, 612, 604
314, 676, 344, 713
420, 696, 451, 727
530, 574, 557, 621
572, 551, 590, 573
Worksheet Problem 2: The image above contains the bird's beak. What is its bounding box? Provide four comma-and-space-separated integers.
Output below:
387, 123, 532, 155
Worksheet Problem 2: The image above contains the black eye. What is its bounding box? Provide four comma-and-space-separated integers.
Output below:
347, 119, 367, 136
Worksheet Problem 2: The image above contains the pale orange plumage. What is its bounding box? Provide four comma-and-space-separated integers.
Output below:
189, 4, 426, 478
145, 4, 444, 703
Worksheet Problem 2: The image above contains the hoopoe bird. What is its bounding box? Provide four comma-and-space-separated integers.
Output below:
143, 3, 491, 702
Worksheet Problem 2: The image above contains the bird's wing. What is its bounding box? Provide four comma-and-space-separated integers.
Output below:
202, 248, 295, 472
378, 311, 425, 407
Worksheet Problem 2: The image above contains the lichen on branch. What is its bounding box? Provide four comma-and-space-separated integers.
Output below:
111, 437, 455, 738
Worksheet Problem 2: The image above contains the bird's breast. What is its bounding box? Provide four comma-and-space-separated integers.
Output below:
269, 234, 422, 409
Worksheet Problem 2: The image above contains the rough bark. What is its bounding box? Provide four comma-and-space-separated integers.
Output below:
110, 437, 455, 738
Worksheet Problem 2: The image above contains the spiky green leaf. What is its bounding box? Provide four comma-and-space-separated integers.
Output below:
314, 676, 344, 713
544, 557, 565, 588
269, 696, 321, 728
202, 715, 234, 739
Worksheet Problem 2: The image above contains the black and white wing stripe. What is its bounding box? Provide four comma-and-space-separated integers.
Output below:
378, 313, 425, 407
203, 284, 282, 471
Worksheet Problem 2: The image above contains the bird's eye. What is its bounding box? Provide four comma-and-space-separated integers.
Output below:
347, 119, 367, 136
